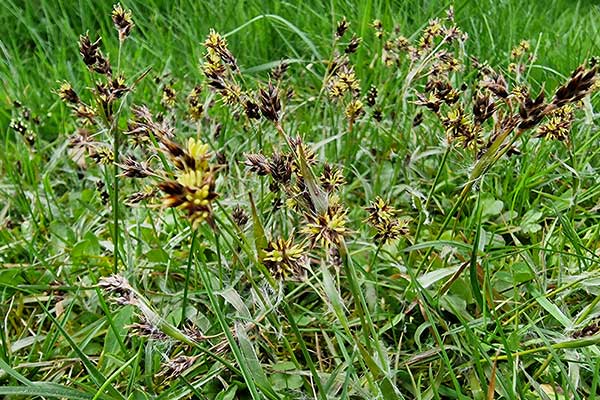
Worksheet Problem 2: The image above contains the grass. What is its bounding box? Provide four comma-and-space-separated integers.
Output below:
1, 0, 600, 399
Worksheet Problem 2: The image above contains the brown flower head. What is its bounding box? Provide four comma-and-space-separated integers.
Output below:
263, 236, 307, 280
112, 3, 134, 42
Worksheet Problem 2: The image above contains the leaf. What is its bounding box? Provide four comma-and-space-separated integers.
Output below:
296, 144, 328, 214
0, 384, 94, 400
481, 197, 504, 218
418, 266, 461, 289
235, 322, 275, 395
512, 262, 534, 284
219, 288, 251, 319
520, 210, 543, 234
215, 385, 238, 400
529, 285, 572, 329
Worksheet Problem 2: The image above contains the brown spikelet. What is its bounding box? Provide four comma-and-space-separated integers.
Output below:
258, 82, 281, 122
245, 153, 271, 176
553, 65, 597, 107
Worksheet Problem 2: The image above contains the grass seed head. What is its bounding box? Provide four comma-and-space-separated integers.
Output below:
258, 81, 281, 122
112, 3, 134, 42
336, 17, 350, 38
263, 236, 307, 280
57, 81, 80, 104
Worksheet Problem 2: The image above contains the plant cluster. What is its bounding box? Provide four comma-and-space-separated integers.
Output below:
2, 2, 600, 399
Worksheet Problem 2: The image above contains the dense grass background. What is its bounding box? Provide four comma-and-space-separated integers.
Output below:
1, 0, 600, 399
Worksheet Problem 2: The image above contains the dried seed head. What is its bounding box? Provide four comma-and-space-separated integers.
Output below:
112, 3, 134, 42
125, 187, 157, 205
258, 82, 281, 122
412, 112, 423, 127
536, 105, 574, 142
187, 86, 204, 121
482, 73, 509, 99
263, 236, 307, 280
272, 61, 289, 81
57, 81, 80, 104
245, 153, 271, 176
98, 274, 136, 305
518, 89, 546, 129
232, 205, 249, 228
118, 156, 154, 178
446, 6, 455, 22
96, 181, 110, 205
336, 17, 350, 38
158, 355, 200, 381
128, 317, 167, 340
345, 34, 361, 54
553, 64, 597, 107
320, 163, 345, 193
244, 99, 261, 120
366, 85, 378, 107
110, 74, 129, 99
269, 152, 292, 186
302, 203, 349, 248
79, 33, 102, 67
472, 92, 495, 124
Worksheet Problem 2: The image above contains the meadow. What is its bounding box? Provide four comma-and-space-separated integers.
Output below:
1, 0, 600, 399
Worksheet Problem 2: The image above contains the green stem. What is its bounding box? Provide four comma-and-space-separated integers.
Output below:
181, 229, 197, 325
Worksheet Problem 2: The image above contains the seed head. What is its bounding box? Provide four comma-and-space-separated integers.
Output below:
128, 317, 167, 340
328, 66, 360, 98
263, 236, 307, 280
232, 205, 249, 228
118, 156, 154, 178
272, 61, 289, 81
245, 153, 271, 176
553, 64, 597, 107
203, 29, 238, 70
125, 187, 157, 205
320, 163, 345, 193
112, 3, 134, 42
187, 86, 204, 121
336, 17, 350, 38
258, 82, 281, 122
158, 355, 200, 381
303, 203, 349, 248
269, 152, 292, 186
345, 99, 364, 122
161, 84, 177, 108
536, 105, 574, 142
98, 274, 136, 305
345, 34, 361, 54
79, 33, 102, 67
366, 85, 378, 107
57, 81, 80, 104
244, 99, 261, 120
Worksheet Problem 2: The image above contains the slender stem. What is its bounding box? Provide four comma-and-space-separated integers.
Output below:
410, 145, 452, 268
111, 41, 124, 274
181, 229, 197, 325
